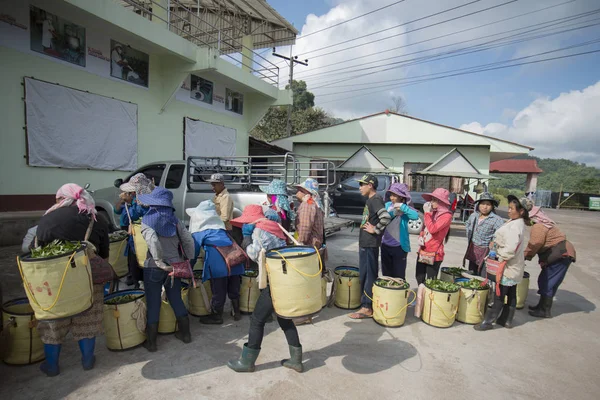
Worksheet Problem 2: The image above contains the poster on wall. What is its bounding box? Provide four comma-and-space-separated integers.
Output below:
225, 89, 244, 115
29, 5, 86, 67
190, 75, 213, 104
110, 39, 149, 87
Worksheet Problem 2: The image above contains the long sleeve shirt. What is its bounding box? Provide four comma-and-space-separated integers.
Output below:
421, 211, 453, 262
492, 218, 530, 282
213, 188, 234, 231
141, 221, 195, 270
295, 201, 324, 248
246, 228, 286, 263
465, 211, 505, 247
381, 202, 419, 253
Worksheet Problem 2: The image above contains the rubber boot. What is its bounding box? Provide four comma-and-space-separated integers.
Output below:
529, 296, 553, 318
281, 345, 303, 373
474, 296, 503, 331
40, 344, 61, 377
231, 299, 242, 321
143, 323, 158, 352
497, 306, 516, 329
227, 343, 260, 373
495, 305, 509, 326
78, 338, 96, 371
174, 316, 192, 343
528, 296, 542, 311
200, 307, 223, 325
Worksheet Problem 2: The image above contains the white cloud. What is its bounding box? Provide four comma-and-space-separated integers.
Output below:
268, 0, 600, 116
460, 80, 600, 167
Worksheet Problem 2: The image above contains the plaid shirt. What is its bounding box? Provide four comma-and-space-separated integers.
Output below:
296, 200, 324, 248
465, 212, 505, 247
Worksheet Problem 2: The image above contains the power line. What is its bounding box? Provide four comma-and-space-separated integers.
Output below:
274, 0, 483, 67
308, 12, 600, 89
297, 0, 409, 39
314, 19, 600, 89
297, 0, 519, 61
293, 0, 577, 77
315, 40, 600, 102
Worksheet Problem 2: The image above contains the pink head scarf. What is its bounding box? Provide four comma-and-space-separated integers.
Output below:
530, 206, 555, 229
45, 183, 97, 220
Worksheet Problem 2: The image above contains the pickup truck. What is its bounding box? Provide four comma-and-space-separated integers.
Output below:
331, 173, 457, 234
90, 154, 352, 236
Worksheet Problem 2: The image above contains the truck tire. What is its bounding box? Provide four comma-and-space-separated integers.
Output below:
408, 212, 424, 235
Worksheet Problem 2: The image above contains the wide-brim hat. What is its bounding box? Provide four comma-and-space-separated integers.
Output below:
422, 188, 451, 206
186, 200, 225, 232
385, 183, 411, 204
294, 178, 320, 197
137, 187, 174, 209
507, 195, 533, 212
120, 173, 155, 195
230, 204, 265, 228
475, 192, 499, 208
259, 179, 288, 195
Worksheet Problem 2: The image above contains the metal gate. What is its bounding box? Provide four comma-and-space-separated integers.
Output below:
535, 190, 552, 208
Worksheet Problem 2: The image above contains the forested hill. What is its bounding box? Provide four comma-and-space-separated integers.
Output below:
489, 157, 600, 194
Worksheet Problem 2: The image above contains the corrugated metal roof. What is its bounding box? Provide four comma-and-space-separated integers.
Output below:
490, 159, 543, 173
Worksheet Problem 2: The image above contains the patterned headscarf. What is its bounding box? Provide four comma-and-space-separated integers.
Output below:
296, 178, 323, 209
530, 206, 555, 229
45, 183, 97, 220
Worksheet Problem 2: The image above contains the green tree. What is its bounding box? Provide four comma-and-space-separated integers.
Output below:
287, 80, 314, 111
251, 80, 341, 141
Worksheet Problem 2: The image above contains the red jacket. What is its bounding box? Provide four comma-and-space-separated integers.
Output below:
420, 212, 452, 262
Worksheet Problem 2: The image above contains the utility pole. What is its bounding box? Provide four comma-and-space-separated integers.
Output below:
272, 47, 308, 137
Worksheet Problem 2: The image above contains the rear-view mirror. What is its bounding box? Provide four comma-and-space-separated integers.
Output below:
114, 178, 124, 188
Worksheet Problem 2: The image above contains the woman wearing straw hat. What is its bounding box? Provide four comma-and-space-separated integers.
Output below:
114, 173, 154, 286
227, 206, 307, 373
463, 192, 505, 276
381, 183, 419, 280
525, 206, 576, 319
260, 179, 295, 233
137, 187, 195, 351
35, 184, 109, 376
187, 200, 245, 324
415, 188, 453, 285
293, 178, 324, 249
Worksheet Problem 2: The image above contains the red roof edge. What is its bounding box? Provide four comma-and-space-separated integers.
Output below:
489, 159, 543, 174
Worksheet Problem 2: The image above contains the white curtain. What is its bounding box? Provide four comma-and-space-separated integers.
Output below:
184, 118, 236, 159
25, 78, 138, 171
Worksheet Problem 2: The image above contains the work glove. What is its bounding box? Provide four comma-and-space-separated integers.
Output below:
242, 224, 255, 237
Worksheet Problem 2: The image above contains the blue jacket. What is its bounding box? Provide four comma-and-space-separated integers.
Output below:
114, 197, 148, 228
191, 229, 244, 281
382, 201, 419, 253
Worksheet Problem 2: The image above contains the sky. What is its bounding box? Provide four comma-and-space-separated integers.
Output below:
265, 0, 600, 167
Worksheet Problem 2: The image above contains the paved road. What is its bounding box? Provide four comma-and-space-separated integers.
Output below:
0, 209, 598, 400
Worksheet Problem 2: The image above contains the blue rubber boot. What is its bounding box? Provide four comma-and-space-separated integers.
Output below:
40, 344, 61, 377
78, 338, 96, 371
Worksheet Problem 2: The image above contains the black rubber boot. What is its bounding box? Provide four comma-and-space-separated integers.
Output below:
281, 345, 303, 373
474, 296, 502, 331
529, 296, 553, 318
143, 323, 158, 352
227, 343, 260, 373
231, 299, 242, 321
497, 306, 516, 329
528, 296, 542, 311
200, 308, 223, 325
175, 316, 192, 343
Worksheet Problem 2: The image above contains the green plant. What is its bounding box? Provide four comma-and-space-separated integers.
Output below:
30, 240, 81, 259
339, 270, 359, 277
245, 270, 258, 278
425, 279, 459, 292
109, 230, 129, 241
375, 278, 409, 289
442, 267, 467, 276
105, 293, 143, 305
457, 279, 489, 290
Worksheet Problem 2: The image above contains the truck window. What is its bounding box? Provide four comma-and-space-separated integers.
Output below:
136, 164, 166, 187
165, 164, 185, 189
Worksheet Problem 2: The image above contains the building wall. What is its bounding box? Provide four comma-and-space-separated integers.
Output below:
293, 143, 491, 176
0, 0, 288, 212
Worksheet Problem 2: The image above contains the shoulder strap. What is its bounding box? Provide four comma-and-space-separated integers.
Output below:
84, 217, 95, 242
173, 222, 189, 260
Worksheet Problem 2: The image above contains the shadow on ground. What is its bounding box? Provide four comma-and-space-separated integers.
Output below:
256, 320, 418, 374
